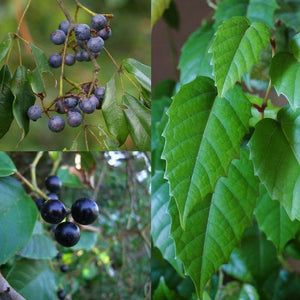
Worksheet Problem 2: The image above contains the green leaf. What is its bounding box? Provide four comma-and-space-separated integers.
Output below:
152, 79, 176, 99
255, 185, 300, 253
211, 16, 270, 97
249, 106, 300, 221
0, 65, 14, 138
7, 259, 57, 300
289, 32, 300, 61
57, 168, 85, 189
0, 177, 37, 265
270, 52, 300, 110
162, 77, 252, 227
163, 0, 180, 30
151, 171, 183, 276
11, 66, 36, 139
0, 151, 17, 176
276, 0, 300, 31
102, 77, 128, 145
72, 231, 97, 250
178, 22, 214, 85
153, 277, 181, 300
0, 33, 12, 63
122, 58, 151, 93
80, 152, 96, 171
123, 94, 151, 151
152, 0, 172, 27
169, 149, 259, 298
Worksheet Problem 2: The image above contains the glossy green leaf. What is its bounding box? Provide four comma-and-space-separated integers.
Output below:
152, 0, 172, 27
72, 231, 97, 250
151, 171, 183, 276
124, 94, 151, 151
249, 106, 300, 221
122, 58, 151, 92
0, 33, 12, 63
7, 259, 57, 300
0, 65, 14, 138
169, 149, 259, 298
102, 77, 128, 146
0, 151, 17, 176
0, 177, 37, 265
289, 32, 300, 61
179, 22, 214, 85
11, 66, 36, 138
212, 16, 270, 97
255, 185, 300, 253
57, 168, 85, 188
270, 52, 300, 110
276, 0, 300, 31
162, 77, 252, 227
153, 277, 181, 300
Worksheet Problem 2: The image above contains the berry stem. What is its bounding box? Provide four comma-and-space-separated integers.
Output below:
56, 0, 74, 24
74, 0, 96, 16
50, 152, 62, 175
103, 47, 120, 70
16, 0, 32, 34
30, 151, 44, 189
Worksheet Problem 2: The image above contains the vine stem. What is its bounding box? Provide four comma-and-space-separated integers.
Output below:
0, 272, 25, 300
30, 151, 44, 189
56, 0, 74, 24
74, 0, 96, 16
16, 0, 32, 34
50, 152, 62, 175
103, 47, 120, 70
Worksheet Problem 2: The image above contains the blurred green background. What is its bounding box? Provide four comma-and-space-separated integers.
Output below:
0, 0, 150, 150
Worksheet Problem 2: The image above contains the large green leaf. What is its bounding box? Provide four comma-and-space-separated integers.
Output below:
249, 106, 300, 221
102, 77, 128, 146
152, 0, 172, 27
162, 77, 252, 227
211, 16, 270, 97
270, 52, 300, 110
0, 65, 14, 138
0, 177, 37, 265
123, 94, 151, 151
122, 58, 151, 93
0, 33, 12, 63
255, 185, 300, 253
169, 149, 259, 298
276, 0, 300, 31
178, 22, 214, 85
151, 171, 183, 276
0, 151, 17, 176
289, 32, 300, 61
7, 259, 57, 300
11, 66, 36, 138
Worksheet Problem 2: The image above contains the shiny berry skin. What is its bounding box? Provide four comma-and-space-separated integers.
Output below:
71, 198, 99, 225
27, 105, 42, 121
47, 193, 59, 200
57, 289, 66, 300
35, 197, 45, 211
91, 14, 107, 30
41, 200, 66, 224
55, 222, 80, 247
45, 175, 62, 193
48, 116, 65, 132
60, 264, 68, 272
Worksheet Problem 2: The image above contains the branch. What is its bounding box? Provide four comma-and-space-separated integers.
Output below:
0, 273, 25, 300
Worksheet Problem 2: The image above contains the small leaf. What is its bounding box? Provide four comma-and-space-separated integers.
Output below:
289, 32, 300, 61
249, 106, 300, 221
0, 151, 17, 176
153, 277, 181, 300
270, 52, 300, 110
255, 185, 300, 253
0, 177, 37, 265
179, 22, 214, 85
7, 259, 57, 300
57, 168, 85, 189
11, 66, 36, 138
162, 77, 252, 227
123, 94, 151, 151
80, 152, 96, 171
102, 77, 128, 145
0, 33, 12, 63
0, 65, 14, 138
152, 0, 172, 27
122, 58, 151, 93
212, 16, 270, 97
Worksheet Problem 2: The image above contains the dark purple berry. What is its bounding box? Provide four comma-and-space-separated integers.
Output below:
67, 111, 82, 127
50, 30, 66, 45
48, 116, 65, 132
89, 95, 100, 109
41, 200, 66, 224
74, 24, 90, 40
47, 193, 59, 200
57, 289, 66, 300
48, 53, 62, 68
35, 197, 45, 211
94, 87, 106, 100
63, 97, 78, 108
59, 20, 70, 34
79, 98, 96, 114
71, 198, 99, 225
91, 14, 107, 30
27, 105, 42, 121
55, 222, 80, 247
87, 37, 104, 53
65, 54, 75, 66
55, 101, 65, 114
60, 264, 68, 273
45, 175, 62, 193
99, 27, 112, 40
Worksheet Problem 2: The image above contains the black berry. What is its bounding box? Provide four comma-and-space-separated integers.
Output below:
67, 111, 82, 127
47, 193, 59, 200
74, 24, 90, 40
48, 53, 62, 68
41, 199, 66, 224
35, 197, 45, 211
55, 221, 80, 247
60, 264, 68, 273
91, 14, 107, 30
50, 30, 66, 45
48, 116, 65, 132
57, 289, 66, 300
56, 251, 63, 260
27, 105, 42, 121
71, 198, 99, 225
45, 175, 62, 193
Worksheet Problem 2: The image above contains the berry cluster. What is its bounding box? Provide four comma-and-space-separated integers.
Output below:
36, 175, 99, 247
27, 14, 112, 133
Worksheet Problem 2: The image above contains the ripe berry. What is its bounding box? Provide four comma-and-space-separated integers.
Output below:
65, 54, 76, 66
99, 27, 112, 40
91, 14, 107, 30
55, 101, 66, 114
63, 97, 78, 109
87, 37, 104, 53
45, 175, 62, 193
59, 20, 70, 34
41, 200, 66, 224
47, 193, 59, 200
60, 264, 68, 273
82, 83, 95, 94
27, 105, 42, 121
74, 24, 90, 40
56, 252, 63, 260
50, 30, 66, 45
48, 116, 65, 132
94, 87, 106, 100
75, 50, 84, 62
67, 111, 82, 127
71, 198, 99, 225
79, 98, 96, 114
35, 197, 45, 211
57, 289, 66, 300
89, 95, 100, 109
55, 221, 80, 247
48, 53, 62, 68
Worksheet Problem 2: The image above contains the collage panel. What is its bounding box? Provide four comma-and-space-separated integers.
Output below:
0, 151, 150, 299
152, 0, 300, 299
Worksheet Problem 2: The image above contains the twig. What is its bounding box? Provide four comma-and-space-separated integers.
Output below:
30, 151, 44, 189
93, 163, 107, 199
0, 272, 25, 300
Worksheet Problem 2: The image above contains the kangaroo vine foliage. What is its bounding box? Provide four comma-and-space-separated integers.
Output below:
0, 0, 151, 150
152, 0, 300, 299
